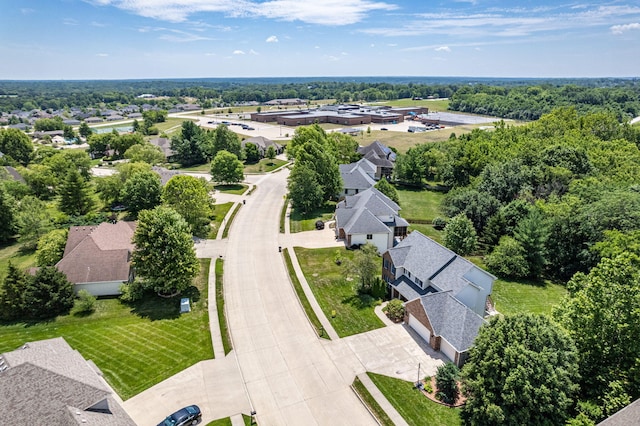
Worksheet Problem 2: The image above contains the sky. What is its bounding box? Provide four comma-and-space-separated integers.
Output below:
1, 0, 639, 80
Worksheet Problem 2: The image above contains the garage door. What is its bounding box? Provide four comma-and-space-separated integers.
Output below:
440, 338, 457, 364
409, 314, 431, 343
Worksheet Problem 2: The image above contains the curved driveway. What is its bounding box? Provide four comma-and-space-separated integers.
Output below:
224, 170, 376, 425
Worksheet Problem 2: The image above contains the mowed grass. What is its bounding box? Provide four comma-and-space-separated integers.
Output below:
206, 414, 252, 426
396, 186, 445, 222
214, 184, 248, 195
0, 242, 36, 280
407, 224, 444, 244
368, 372, 461, 426
468, 257, 568, 316
209, 202, 234, 239
244, 158, 287, 174
369, 98, 450, 111
290, 202, 336, 233
0, 258, 213, 400
352, 376, 394, 426
154, 117, 197, 135
294, 247, 385, 337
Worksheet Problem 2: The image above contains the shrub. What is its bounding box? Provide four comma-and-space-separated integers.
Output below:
423, 380, 433, 393
435, 362, 460, 404
119, 280, 145, 302
382, 299, 405, 322
73, 289, 96, 315
432, 216, 447, 230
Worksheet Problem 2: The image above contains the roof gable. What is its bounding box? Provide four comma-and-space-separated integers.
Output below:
419, 292, 487, 352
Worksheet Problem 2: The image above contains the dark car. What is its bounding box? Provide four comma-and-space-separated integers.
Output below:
315, 220, 325, 230
158, 405, 201, 426
380, 127, 388, 131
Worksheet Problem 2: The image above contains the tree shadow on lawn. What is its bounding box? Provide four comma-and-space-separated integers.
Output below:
126, 286, 201, 321
214, 184, 245, 193
290, 202, 336, 221
341, 293, 380, 310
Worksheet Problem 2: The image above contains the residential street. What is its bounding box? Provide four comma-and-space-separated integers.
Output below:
124, 169, 443, 425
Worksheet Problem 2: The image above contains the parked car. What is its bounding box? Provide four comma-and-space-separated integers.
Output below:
380, 127, 388, 131
158, 405, 201, 426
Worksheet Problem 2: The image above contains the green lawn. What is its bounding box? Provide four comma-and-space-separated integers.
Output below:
154, 117, 197, 135
282, 248, 328, 339
215, 259, 233, 355
369, 98, 450, 111
396, 186, 445, 222
289, 202, 336, 233
352, 376, 394, 426
407, 224, 444, 244
244, 158, 287, 173
214, 184, 248, 195
468, 257, 568, 316
0, 242, 37, 280
0, 258, 213, 400
209, 202, 234, 239
179, 163, 211, 172
294, 247, 385, 337
206, 414, 252, 426
368, 372, 461, 426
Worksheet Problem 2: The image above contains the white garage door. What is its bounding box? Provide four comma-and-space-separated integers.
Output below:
440, 338, 457, 364
409, 314, 431, 343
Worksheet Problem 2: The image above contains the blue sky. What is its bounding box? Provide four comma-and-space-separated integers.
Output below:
1, 0, 639, 79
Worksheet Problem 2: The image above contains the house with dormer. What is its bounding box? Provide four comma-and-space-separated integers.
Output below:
339, 158, 377, 197
382, 230, 495, 366
335, 187, 408, 252
357, 141, 396, 179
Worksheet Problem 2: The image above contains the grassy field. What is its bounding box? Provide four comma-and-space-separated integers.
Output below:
244, 158, 287, 174
214, 184, 248, 195
352, 376, 395, 426
0, 242, 37, 280
468, 257, 568, 316
154, 117, 197, 135
294, 247, 385, 337
282, 248, 328, 339
369, 98, 450, 111
0, 258, 213, 400
289, 202, 336, 233
179, 163, 211, 172
209, 202, 234, 239
407, 224, 444, 244
368, 372, 461, 426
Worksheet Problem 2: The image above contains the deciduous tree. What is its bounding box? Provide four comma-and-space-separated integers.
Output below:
287, 165, 323, 213
121, 170, 161, 216
162, 175, 213, 237
0, 128, 33, 165
210, 150, 244, 184
36, 229, 68, 266
443, 214, 477, 255
461, 314, 579, 426
132, 206, 199, 296
374, 178, 400, 205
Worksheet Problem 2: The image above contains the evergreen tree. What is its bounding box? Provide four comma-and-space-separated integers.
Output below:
374, 178, 400, 205
0, 262, 27, 320
23, 266, 75, 319
58, 169, 94, 216
0, 185, 16, 243
513, 208, 548, 278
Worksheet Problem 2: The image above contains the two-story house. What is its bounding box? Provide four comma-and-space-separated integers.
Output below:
382, 231, 496, 366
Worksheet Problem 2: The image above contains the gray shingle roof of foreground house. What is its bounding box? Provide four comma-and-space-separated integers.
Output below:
0, 338, 135, 425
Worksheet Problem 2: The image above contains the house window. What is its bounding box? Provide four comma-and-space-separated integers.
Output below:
366, 234, 373, 240
415, 278, 423, 288
391, 265, 396, 274
383, 259, 390, 270
406, 270, 411, 278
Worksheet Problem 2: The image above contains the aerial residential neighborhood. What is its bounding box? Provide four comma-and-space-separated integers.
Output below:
2, 1, 640, 426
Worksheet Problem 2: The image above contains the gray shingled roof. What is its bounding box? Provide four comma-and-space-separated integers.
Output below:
387, 231, 457, 282
336, 187, 405, 239
358, 140, 396, 162
343, 208, 392, 235
0, 338, 135, 425
340, 165, 376, 192
598, 398, 640, 425
419, 291, 487, 352
392, 275, 437, 300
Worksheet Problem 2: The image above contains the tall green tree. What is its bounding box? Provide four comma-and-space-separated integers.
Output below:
435, 363, 460, 405
58, 169, 94, 216
266, 145, 276, 160
0, 185, 16, 242
374, 179, 400, 205
213, 124, 242, 158
22, 266, 75, 319
244, 143, 260, 163
210, 150, 244, 184
162, 175, 213, 237
461, 314, 579, 426
124, 143, 165, 164
36, 229, 68, 266
15, 195, 52, 249
443, 214, 477, 255
0, 128, 33, 165
554, 253, 640, 417
287, 165, 323, 213
78, 121, 92, 138
121, 170, 162, 216
0, 262, 27, 320
132, 206, 199, 296
513, 208, 548, 278
171, 121, 207, 166
484, 236, 529, 278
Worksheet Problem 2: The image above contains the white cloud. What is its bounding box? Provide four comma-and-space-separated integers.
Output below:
20, 8, 35, 14
611, 22, 640, 34
96, 53, 109, 57
341, 51, 348, 55
266, 35, 278, 43
233, 50, 246, 55
205, 52, 216, 56
63, 18, 79, 26
159, 29, 211, 42
435, 46, 451, 52
87, 0, 397, 25
91, 21, 107, 27
370, 43, 375, 47
249, 49, 259, 55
